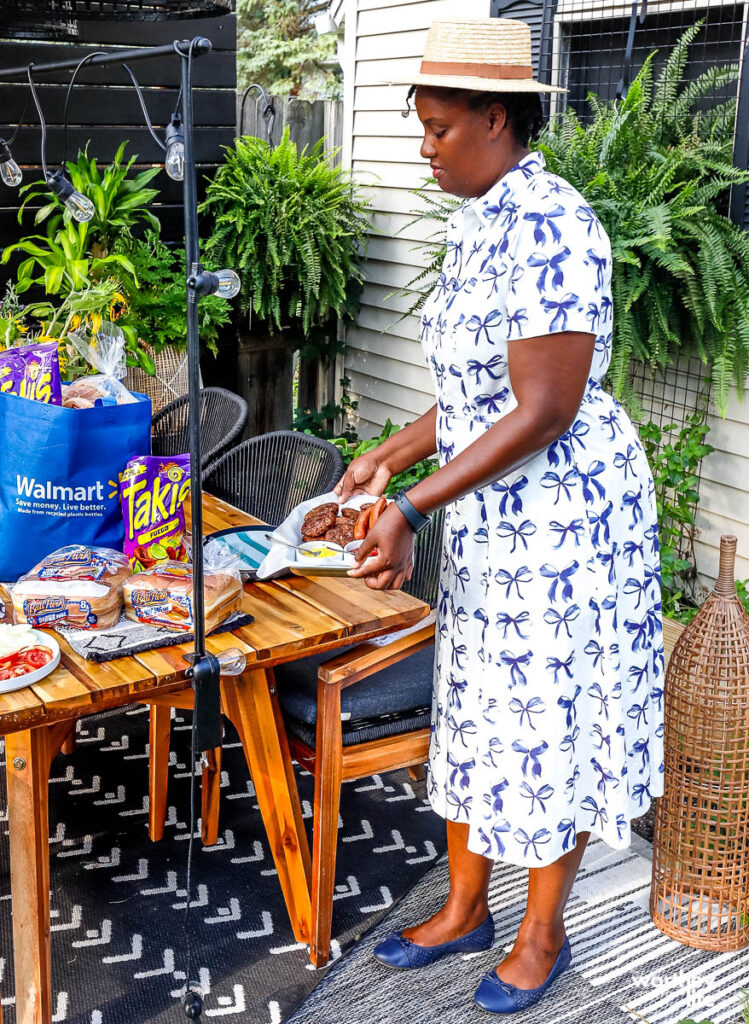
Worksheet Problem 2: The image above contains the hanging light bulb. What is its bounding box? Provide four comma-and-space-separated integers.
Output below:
47, 168, 94, 222
0, 139, 22, 187
210, 270, 241, 299
187, 268, 242, 300
165, 112, 185, 181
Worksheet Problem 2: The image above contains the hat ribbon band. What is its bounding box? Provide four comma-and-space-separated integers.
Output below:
420, 60, 533, 80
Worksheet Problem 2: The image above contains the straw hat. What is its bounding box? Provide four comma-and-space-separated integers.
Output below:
385, 18, 566, 94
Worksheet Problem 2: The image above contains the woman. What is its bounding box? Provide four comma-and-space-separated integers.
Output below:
336, 17, 664, 1015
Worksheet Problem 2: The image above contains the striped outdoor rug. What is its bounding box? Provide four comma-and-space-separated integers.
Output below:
289, 835, 749, 1024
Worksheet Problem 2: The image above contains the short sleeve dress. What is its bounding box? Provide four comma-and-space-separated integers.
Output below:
420, 151, 664, 867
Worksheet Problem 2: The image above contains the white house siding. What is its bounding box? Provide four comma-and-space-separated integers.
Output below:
334, 0, 748, 585
337, 0, 492, 437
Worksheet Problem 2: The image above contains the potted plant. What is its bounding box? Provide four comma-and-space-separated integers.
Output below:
199, 128, 370, 434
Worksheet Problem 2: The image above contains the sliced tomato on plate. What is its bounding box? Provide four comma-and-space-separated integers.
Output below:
0, 645, 53, 681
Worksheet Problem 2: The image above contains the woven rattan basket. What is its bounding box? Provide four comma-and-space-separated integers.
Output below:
650, 535, 749, 951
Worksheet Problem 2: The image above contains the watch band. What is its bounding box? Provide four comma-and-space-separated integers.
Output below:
393, 489, 431, 534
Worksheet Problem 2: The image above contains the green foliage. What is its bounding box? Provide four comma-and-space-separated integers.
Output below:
639, 415, 713, 622
237, 0, 341, 100
0, 283, 28, 347
538, 23, 749, 415
1, 214, 137, 296
17, 142, 160, 252
1, 142, 161, 299
113, 232, 231, 357
396, 181, 461, 318
330, 419, 439, 496
200, 129, 370, 337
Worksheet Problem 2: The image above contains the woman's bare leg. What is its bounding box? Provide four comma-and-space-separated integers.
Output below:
494, 831, 591, 989
402, 820, 493, 945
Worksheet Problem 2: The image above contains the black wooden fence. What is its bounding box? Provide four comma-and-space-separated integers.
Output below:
0, 8, 236, 289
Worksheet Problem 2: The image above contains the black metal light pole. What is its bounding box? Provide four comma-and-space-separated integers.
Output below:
0, 38, 235, 1016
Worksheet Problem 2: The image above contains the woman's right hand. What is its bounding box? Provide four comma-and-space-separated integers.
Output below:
335, 450, 393, 501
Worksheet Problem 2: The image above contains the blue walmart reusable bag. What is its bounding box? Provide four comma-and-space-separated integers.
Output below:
0, 390, 151, 580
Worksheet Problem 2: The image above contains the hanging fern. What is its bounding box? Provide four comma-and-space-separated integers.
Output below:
538, 22, 749, 414
199, 128, 371, 336
402, 25, 749, 415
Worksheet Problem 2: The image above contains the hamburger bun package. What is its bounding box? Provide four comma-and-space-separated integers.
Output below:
11, 545, 130, 630
122, 561, 243, 633
121, 454, 190, 572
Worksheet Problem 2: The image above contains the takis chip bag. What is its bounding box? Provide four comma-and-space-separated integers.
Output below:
0, 341, 62, 405
120, 454, 191, 572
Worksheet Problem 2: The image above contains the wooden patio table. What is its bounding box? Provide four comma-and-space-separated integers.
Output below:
0, 493, 429, 1024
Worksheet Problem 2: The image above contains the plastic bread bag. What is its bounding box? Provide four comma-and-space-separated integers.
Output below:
63, 319, 136, 407
11, 544, 130, 630
122, 559, 243, 633
0, 340, 62, 404
121, 454, 191, 571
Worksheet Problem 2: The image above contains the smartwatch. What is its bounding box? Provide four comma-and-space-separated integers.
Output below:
393, 489, 431, 534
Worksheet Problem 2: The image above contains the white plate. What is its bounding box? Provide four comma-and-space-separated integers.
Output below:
0, 629, 60, 694
257, 492, 389, 580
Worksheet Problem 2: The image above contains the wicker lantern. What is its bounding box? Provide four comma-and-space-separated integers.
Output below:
650, 535, 749, 950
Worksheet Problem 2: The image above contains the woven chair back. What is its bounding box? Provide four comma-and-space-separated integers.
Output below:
203, 430, 345, 524
650, 535, 749, 950
151, 387, 248, 470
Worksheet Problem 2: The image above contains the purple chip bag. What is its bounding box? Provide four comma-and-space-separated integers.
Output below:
0, 341, 62, 405
120, 453, 191, 572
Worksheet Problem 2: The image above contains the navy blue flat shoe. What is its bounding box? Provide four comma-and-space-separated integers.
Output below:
372, 914, 495, 970
473, 936, 572, 1014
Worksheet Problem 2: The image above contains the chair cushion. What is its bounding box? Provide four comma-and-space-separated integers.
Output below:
276, 645, 435, 728
283, 707, 432, 749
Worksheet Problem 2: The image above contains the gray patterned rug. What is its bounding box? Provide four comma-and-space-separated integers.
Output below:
289, 835, 749, 1024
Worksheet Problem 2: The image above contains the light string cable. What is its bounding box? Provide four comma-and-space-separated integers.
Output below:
239, 82, 275, 146
26, 64, 49, 181
120, 63, 168, 152
61, 51, 109, 170
174, 37, 203, 1014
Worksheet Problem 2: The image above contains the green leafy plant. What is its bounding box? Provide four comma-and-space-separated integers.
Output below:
1, 213, 137, 297
237, 0, 341, 99
639, 415, 714, 622
199, 128, 371, 336
17, 142, 160, 253
538, 23, 749, 414
330, 419, 439, 495
114, 231, 231, 357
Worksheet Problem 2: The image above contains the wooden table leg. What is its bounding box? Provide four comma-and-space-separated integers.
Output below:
221, 668, 312, 943
5, 727, 55, 1024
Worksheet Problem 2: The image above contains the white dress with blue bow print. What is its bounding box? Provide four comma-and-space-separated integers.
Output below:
422, 151, 664, 867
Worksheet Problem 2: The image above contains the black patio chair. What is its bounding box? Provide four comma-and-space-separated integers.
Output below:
202, 429, 346, 523
151, 387, 248, 469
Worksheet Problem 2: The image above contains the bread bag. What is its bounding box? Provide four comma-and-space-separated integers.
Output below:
122, 561, 242, 633
12, 545, 130, 630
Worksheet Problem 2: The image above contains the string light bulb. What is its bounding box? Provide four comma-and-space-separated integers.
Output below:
165, 112, 185, 181
0, 139, 22, 187
47, 168, 94, 222
187, 267, 241, 300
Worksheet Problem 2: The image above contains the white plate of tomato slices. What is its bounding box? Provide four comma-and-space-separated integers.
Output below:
0, 624, 60, 693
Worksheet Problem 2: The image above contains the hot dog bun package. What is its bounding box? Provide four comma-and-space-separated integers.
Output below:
256, 491, 391, 580
63, 320, 137, 407
11, 545, 130, 630
121, 454, 190, 572
123, 561, 242, 633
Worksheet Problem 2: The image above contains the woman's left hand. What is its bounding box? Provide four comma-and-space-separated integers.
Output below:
347, 502, 415, 590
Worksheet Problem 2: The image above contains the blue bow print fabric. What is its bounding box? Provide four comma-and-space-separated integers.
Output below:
420, 151, 664, 866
